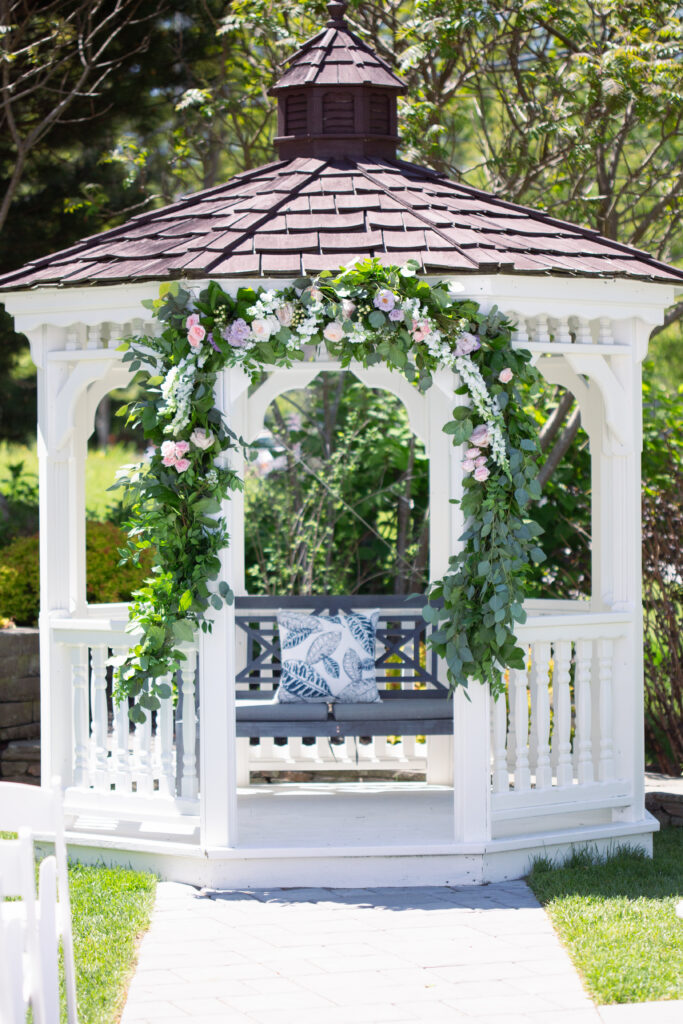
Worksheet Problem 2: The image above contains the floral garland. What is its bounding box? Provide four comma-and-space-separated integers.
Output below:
114, 258, 544, 720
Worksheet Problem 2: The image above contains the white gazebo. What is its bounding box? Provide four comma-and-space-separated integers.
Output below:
1, 1, 681, 887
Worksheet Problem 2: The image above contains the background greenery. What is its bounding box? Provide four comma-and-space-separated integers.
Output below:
0, 0, 680, 769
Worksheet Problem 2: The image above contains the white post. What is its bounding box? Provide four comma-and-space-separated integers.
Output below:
574, 638, 594, 785
36, 327, 77, 788
198, 367, 248, 848
90, 645, 109, 790
426, 374, 458, 786
532, 641, 552, 789
70, 644, 89, 789
511, 668, 530, 791
180, 648, 198, 800
491, 691, 509, 793
553, 640, 574, 787
453, 681, 491, 842
592, 320, 647, 821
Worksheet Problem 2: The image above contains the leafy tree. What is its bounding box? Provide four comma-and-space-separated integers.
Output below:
245, 374, 429, 596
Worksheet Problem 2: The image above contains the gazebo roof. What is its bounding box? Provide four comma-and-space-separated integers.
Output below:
0, 0, 681, 292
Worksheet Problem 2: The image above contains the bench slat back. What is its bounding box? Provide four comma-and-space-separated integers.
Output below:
235, 595, 445, 693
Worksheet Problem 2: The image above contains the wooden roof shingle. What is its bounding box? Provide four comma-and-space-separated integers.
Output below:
1, 155, 682, 290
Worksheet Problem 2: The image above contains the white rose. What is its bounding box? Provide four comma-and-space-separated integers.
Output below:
275, 302, 295, 326
190, 427, 215, 450
251, 318, 273, 342
323, 321, 344, 343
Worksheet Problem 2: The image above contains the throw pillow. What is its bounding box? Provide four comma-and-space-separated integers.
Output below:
276, 609, 380, 704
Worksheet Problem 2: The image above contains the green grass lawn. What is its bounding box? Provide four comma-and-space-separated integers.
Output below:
67, 862, 156, 1024
528, 827, 683, 1005
0, 440, 142, 522
1, 834, 156, 1024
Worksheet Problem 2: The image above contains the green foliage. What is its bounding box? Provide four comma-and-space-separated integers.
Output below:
528, 829, 683, 1004
0, 522, 153, 626
116, 259, 543, 714
245, 376, 429, 596
0, 457, 39, 545
641, 364, 683, 774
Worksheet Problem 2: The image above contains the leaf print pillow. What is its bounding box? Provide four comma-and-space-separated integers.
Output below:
276, 609, 380, 703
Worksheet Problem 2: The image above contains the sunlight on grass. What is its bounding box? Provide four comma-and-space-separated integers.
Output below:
528, 829, 683, 1005
0, 440, 142, 521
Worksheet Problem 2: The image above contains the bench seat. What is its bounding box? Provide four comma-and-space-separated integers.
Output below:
235, 595, 452, 739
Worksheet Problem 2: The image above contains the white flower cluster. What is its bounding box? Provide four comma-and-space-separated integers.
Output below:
455, 355, 509, 472
160, 355, 197, 434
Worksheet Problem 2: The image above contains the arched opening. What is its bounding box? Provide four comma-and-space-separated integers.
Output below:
244, 371, 429, 598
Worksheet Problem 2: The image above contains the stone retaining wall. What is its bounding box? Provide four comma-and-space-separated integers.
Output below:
0, 628, 41, 784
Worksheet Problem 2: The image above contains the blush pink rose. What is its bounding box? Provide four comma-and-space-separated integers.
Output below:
498, 367, 514, 384
465, 447, 480, 460
174, 440, 190, 456
469, 424, 490, 447
174, 458, 191, 473
323, 321, 344, 343
462, 459, 476, 472
186, 313, 200, 329
188, 324, 206, 348
412, 319, 431, 343
475, 456, 487, 468
474, 464, 490, 482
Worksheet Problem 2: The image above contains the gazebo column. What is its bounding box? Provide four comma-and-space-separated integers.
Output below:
34, 328, 88, 787
199, 367, 249, 849
591, 323, 648, 822
432, 371, 491, 842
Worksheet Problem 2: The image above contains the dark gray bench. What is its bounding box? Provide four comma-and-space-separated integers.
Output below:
235, 596, 452, 739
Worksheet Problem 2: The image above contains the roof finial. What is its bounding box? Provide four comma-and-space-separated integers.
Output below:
327, 1, 348, 27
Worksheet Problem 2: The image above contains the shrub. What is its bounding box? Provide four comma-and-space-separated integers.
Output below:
0, 521, 153, 626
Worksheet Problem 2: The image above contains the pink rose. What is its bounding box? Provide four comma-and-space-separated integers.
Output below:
474, 465, 490, 482
475, 456, 487, 468
188, 324, 206, 348
323, 321, 344, 343
175, 440, 190, 456
160, 440, 176, 459
462, 459, 476, 472
469, 424, 490, 447
498, 368, 514, 384
186, 313, 200, 329
412, 319, 431, 343
162, 454, 176, 467
174, 458, 191, 473
465, 447, 480, 460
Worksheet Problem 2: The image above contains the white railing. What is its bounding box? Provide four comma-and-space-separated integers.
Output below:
491, 610, 633, 828
50, 602, 635, 830
52, 613, 199, 817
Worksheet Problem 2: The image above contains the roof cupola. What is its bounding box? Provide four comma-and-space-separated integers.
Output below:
270, 0, 405, 161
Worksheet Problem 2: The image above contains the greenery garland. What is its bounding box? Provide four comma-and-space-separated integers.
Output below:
114, 258, 544, 720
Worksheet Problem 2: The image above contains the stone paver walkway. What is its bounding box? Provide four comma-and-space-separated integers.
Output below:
122, 880, 608, 1024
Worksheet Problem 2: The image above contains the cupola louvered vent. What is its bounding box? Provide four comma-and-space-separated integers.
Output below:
285, 93, 308, 135
322, 91, 354, 134
369, 93, 390, 135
